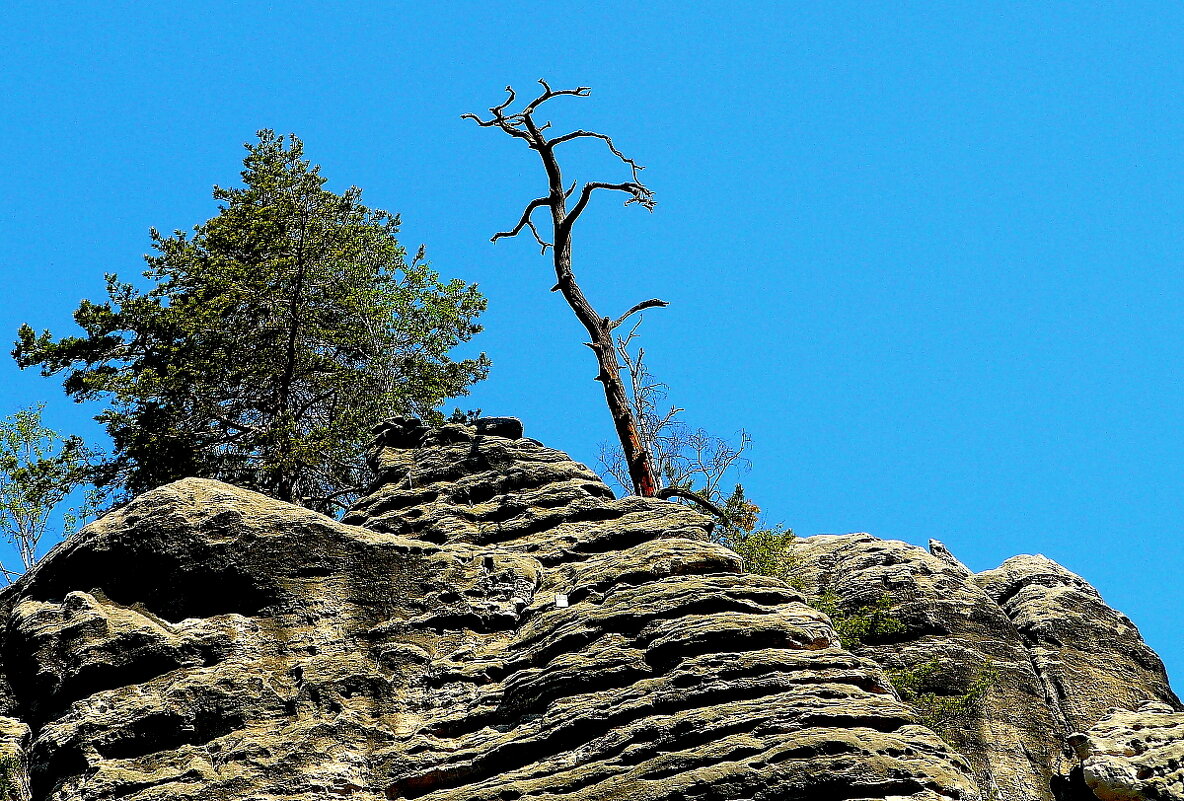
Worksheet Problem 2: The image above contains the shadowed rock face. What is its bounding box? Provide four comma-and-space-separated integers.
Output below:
790, 535, 1180, 801
0, 419, 982, 801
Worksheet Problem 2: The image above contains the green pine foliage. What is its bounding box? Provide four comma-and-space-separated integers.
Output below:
729, 527, 801, 588
14, 131, 490, 514
811, 590, 907, 650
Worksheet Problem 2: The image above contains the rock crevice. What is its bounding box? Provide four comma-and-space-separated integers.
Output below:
790, 533, 1179, 801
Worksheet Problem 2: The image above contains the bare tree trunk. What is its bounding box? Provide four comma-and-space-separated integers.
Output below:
464, 81, 667, 496
553, 237, 659, 497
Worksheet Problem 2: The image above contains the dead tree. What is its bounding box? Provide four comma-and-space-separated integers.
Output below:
464, 80, 667, 497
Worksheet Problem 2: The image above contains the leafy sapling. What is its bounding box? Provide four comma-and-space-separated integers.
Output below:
0, 404, 99, 582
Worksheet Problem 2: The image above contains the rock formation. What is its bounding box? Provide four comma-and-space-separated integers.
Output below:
975, 555, 1177, 737
0, 419, 981, 801
0, 417, 1174, 801
790, 534, 1180, 801
1067, 701, 1184, 801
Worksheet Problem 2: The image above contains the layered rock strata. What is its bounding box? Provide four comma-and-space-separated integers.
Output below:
1067, 701, 1184, 801
791, 534, 1180, 801
0, 419, 982, 801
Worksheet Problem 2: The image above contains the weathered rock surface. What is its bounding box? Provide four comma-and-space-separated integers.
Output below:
791, 534, 1063, 800
790, 534, 1180, 801
1067, 700, 1184, 801
975, 555, 1179, 738
0, 419, 983, 801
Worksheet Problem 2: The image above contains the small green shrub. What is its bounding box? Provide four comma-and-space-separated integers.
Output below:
728, 527, 908, 649
887, 659, 997, 743
727, 528, 996, 747
0, 754, 19, 801
730, 526, 801, 588
811, 589, 907, 650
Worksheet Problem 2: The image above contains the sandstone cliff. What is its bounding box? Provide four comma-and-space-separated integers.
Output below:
0, 418, 1174, 801
791, 535, 1179, 801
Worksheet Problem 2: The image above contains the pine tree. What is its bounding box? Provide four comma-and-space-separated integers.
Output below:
15, 131, 490, 513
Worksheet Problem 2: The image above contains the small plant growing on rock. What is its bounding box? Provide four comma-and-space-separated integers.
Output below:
811, 590, 907, 650
730, 524, 801, 588
887, 658, 998, 744
0, 754, 20, 801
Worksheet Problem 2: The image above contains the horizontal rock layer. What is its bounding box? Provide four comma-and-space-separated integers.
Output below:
0, 419, 982, 801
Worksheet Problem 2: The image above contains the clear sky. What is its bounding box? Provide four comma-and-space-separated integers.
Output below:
2, 3, 1182, 683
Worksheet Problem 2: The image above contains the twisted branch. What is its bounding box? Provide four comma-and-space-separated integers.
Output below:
491, 196, 554, 253
655, 485, 728, 520
610, 299, 669, 330
549, 130, 646, 183
564, 181, 655, 235
521, 79, 591, 116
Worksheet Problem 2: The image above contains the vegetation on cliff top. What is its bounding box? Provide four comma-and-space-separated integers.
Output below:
0, 404, 96, 581
14, 131, 489, 516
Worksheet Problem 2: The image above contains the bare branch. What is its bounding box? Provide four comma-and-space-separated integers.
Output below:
655, 485, 729, 518
461, 87, 531, 140
491, 197, 554, 253
609, 299, 669, 330
459, 112, 501, 128
548, 130, 646, 183
468, 80, 664, 497
493, 85, 517, 115
565, 181, 656, 232
523, 219, 551, 254
522, 79, 591, 116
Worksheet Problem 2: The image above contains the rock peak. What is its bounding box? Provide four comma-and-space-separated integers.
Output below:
0, 423, 1174, 800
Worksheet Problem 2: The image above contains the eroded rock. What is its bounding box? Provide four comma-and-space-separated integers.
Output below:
791, 534, 1181, 801
0, 421, 982, 801
792, 534, 1062, 801
1068, 700, 1184, 801
976, 555, 1180, 736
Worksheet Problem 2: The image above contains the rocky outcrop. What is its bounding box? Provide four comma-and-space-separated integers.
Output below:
1067, 701, 1184, 801
791, 534, 1064, 800
975, 555, 1178, 737
0, 419, 983, 801
790, 534, 1180, 801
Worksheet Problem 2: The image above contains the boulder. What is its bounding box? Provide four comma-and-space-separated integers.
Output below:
1067, 700, 1184, 801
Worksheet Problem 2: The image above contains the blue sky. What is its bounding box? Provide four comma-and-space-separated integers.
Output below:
2, 3, 1182, 682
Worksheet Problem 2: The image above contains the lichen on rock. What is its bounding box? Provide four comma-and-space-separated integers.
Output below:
1067, 700, 1184, 801
0, 417, 986, 801
789, 532, 1180, 801
0, 416, 1174, 801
